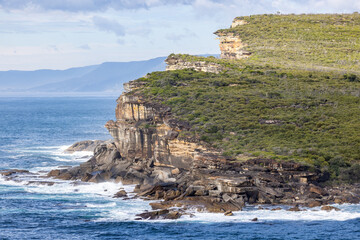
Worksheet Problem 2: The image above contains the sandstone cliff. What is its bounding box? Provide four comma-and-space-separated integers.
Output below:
105, 80, 219, 175
215, 32, 251, 60
165, 54, 224, 73
215, 18, 251, 60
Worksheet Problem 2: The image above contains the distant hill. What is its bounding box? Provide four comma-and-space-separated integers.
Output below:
0, 57, 167, 96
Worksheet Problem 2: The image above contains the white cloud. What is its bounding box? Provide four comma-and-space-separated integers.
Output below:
166, 28, 198, 42
0, 0, 359, 70
0, 0, 193, 12
79, 44, 91, 50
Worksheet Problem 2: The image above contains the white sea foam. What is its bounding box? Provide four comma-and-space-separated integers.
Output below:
178, 205, 360, 223
8, 144, 94, 165
0, 174, 134, 197
1, 174, 359, 222
85, 202, 117, 208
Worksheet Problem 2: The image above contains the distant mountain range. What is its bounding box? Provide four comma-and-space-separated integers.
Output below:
0, 57, 167, 96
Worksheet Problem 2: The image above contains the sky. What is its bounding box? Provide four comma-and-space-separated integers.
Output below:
0, 0, 359, 70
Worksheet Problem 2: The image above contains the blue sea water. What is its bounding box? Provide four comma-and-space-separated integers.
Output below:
0, 97, 359, 240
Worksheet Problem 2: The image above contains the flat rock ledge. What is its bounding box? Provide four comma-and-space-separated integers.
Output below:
64, 140, 107, 153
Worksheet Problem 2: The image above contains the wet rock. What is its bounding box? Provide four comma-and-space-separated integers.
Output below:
114, 190, 127, 198
307, 200, 322, 208
164, 190, 181, 201
309, 185, 328, 196
224, 211, 233, 216
334, 198, 343, 204
56, 172, 73, 180
136, 209, 182, 220
321, 206, 340, 211
251, 218, 258, 222
81, 173, 93, 182
271, 207, 282, 211
138, 185, 164, 197
166, 211, 182, 219
88, 172, 110, 183
0, 169, 30, 176
150, 201, 177, 210
47, 169, 61, 177
288, 206, 302, 212
27, 181, 55, 186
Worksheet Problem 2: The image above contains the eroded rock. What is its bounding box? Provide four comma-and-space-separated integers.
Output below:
65, 140, 105, 153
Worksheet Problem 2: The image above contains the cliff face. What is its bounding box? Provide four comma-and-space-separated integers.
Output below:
215, 18, 251, 60
105, 81, 213, 171
165, 55, 224, 73
216, 33, 251, 60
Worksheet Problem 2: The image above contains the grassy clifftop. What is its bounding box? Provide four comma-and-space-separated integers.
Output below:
131, 14, 360, 183
215, 13, 360, 73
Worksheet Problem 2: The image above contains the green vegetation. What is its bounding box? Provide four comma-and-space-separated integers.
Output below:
216, 13, 360, 74
131, 13, 360, 183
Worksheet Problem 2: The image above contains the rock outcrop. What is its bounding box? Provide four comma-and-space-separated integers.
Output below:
231, 18, 248, 28
165, 55, 224, 74
215, 18, 251, 60
215, 32, 251, 60
65, 140, 105, 153
47, 80, 360, 215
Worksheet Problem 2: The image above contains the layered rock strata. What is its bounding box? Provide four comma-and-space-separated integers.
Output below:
165, 55, 224, 74
215, 18, 251, 60
215, 32, 251, 60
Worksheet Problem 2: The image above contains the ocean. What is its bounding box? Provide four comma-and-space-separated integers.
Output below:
0, 97, 359, 240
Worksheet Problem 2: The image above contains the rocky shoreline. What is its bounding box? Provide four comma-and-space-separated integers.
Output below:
2, 66, 358, 220
1, 145, 359, 220
1, 70, 359, 220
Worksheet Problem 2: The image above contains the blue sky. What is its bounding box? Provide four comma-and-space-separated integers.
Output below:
0, 0, 359, 70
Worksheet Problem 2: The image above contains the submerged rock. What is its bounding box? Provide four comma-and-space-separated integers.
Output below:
288, 206, 303, 212
114, 190, 127, 198
224, 211, 233, 216
0, 169, 30, 176
321, 206, 340, 211
136, 209, 182, 220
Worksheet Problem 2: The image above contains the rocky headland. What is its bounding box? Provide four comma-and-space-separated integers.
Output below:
3, 14, 360, 220
43, 79, 360, 218
45, 64, 360, 219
